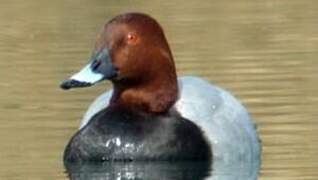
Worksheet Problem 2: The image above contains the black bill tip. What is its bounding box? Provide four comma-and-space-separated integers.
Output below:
60, 79, 92, 90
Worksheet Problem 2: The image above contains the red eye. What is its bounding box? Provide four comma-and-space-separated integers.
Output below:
127, 33, 137, 44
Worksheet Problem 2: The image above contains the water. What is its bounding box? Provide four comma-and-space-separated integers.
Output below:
1, 0, 318, 179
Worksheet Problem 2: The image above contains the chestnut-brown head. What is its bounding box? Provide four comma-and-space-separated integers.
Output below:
61, 13, 178, 113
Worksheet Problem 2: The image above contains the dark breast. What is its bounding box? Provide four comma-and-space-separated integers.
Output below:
64, 107, 212, 163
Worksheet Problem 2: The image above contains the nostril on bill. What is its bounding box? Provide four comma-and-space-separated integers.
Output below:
91, 60, 101, 71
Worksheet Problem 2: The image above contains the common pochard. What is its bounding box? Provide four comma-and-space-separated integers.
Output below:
61, 13, 261, 165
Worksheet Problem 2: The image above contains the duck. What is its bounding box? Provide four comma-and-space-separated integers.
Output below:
60, 12, 261, 165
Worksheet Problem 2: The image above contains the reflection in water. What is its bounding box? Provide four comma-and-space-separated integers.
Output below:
65, 158, 259, 180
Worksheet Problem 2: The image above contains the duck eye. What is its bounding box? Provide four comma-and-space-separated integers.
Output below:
127, 33, 137, 44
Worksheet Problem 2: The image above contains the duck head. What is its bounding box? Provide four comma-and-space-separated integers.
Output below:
61, 13, 178, 113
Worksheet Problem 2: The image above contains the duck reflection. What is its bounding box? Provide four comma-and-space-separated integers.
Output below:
65, 159, 259, 180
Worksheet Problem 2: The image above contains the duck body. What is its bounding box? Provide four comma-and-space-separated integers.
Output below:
61, 12, 260, 166
64, 105, 211, 162
77, 76, 260, 165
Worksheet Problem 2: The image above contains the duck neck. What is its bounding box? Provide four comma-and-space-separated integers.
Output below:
110, 72, 178, 114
